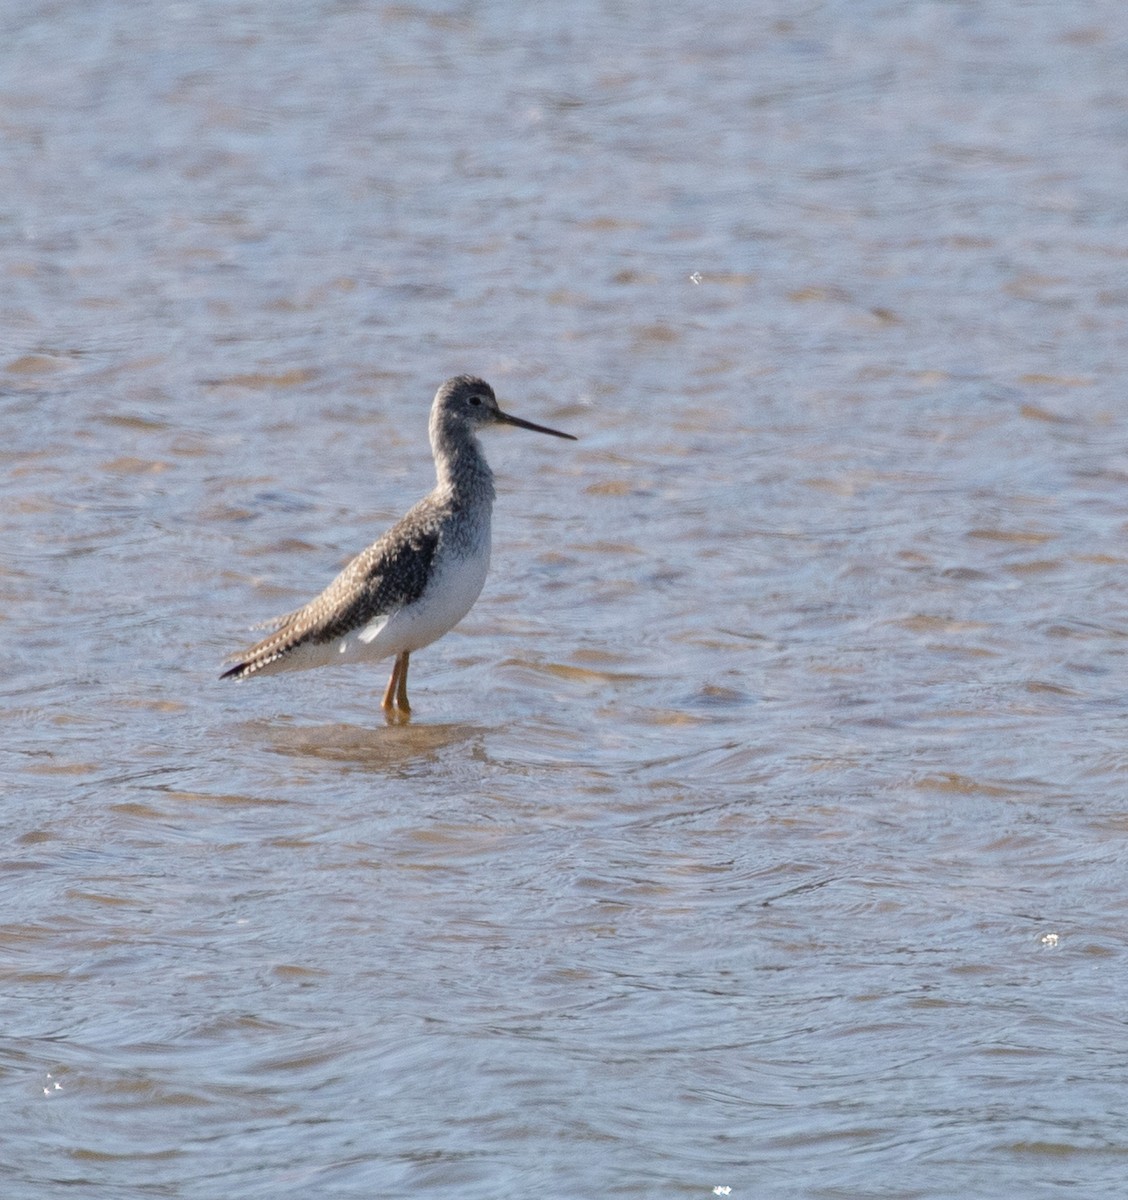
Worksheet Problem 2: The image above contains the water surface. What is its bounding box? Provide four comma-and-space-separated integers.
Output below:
4, 1, 1128, 1197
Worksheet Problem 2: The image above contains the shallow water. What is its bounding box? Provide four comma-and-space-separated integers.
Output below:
4, 1, 1128, 1197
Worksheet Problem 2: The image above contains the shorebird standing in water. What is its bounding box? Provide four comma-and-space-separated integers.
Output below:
221, 375, 576, 713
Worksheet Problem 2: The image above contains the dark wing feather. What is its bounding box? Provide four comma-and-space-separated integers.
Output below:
222, 504, 442, 679
303, 524, 439, 644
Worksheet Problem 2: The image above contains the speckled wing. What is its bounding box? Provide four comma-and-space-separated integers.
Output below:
221, 517, 440, 679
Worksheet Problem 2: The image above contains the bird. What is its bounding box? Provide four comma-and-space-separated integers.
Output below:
221, 375, 576, 714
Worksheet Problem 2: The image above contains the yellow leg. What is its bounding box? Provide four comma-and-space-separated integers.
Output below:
395, 651, 411, 712
381, 655, 403, 710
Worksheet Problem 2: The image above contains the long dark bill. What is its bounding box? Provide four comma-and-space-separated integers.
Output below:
496, 410, 577, 440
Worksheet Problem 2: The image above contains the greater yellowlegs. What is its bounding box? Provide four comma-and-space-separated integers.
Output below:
221, 376, 576, 713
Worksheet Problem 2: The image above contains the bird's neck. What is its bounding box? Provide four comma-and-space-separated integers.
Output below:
432, 429, 496, 507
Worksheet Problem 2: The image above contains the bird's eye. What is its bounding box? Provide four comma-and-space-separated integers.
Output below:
469, 396, 483, 407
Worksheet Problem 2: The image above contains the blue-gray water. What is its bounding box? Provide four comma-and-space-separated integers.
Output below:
4, 2, 1128, 1197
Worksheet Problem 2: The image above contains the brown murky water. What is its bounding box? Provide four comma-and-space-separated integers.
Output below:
4, 2, 1128, 1197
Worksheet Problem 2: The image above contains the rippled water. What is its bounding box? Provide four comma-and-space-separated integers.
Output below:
5, 1, 1128, 1196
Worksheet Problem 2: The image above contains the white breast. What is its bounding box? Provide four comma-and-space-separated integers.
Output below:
387, 539, 492, 653
325, 530, 491, 667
